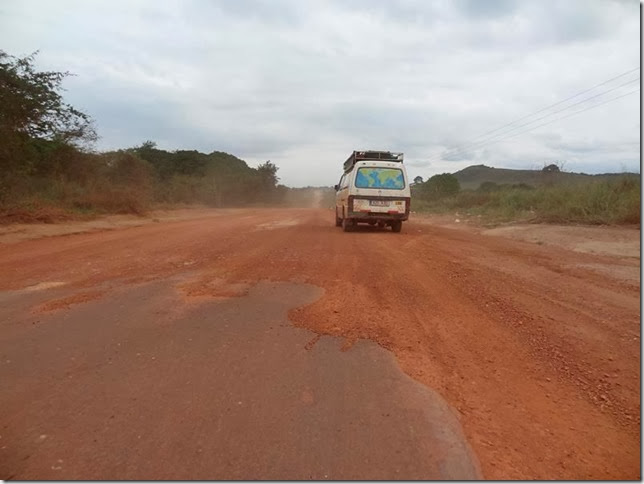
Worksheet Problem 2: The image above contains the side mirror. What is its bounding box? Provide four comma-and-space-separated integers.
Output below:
334, 184, 339, 191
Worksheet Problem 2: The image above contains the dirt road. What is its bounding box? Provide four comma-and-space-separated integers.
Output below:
0, 208, 640, 479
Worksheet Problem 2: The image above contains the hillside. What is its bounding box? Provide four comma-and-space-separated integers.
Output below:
453, 164, 638, 190
0, 51, 287, 222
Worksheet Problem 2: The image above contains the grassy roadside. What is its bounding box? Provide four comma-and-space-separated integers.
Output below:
0, 180, 151, 224
0, 182, 337, 225
412, 177, 641, 225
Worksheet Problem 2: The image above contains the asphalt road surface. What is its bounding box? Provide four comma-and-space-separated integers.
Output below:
0, 208, 639, 479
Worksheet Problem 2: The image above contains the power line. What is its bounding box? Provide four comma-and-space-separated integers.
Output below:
430, 75, 639, 163
425, 66, 640, 164
453, 88, 640, 154
465, 66, 639, 142
437, 76, 639, 160
492, 88, 640, 142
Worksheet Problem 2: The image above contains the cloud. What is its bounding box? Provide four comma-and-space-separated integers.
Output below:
0, 0, 639, 186
455, 0, 519, 19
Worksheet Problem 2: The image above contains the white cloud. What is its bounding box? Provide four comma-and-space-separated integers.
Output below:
0, 0, 639, 186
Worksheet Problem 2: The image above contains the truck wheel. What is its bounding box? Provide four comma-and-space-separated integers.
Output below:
342, 216, 353, 232
391, 220, 402, 233
335, 209, 342, 227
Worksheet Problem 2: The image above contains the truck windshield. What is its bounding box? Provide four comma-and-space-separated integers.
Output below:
355, 168, 405, 190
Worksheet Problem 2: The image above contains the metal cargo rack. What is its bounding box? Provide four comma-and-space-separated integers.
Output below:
343, 150, 404, 173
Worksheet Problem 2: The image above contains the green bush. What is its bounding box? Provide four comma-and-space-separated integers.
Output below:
0, 50, 288, 222
478, 181, 500, 192
417, 173, 461, 200
413, 177, 640, 225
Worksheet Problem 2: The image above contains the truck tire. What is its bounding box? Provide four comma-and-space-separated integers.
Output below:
342, 216, 353, 232
335, 209, 342, 227
391, 220, 402, 233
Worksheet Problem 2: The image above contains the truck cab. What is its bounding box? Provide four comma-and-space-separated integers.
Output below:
335, 150, 410, 233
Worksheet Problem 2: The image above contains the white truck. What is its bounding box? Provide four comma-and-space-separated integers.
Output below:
334, 150, 411, 233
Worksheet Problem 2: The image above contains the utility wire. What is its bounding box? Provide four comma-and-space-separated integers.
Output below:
450, 88, 640, 154
425, 66, 640, 164
435, 76, 640, 160
465, 66, 639, 142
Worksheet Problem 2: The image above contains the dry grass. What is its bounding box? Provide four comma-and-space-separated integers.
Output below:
0, 178, 152, 224
0, 202, 80, 224
413, 177, 641, 225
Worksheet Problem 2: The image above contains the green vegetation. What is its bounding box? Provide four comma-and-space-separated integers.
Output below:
128, 142, 282, 206
2, 50, 638, 227
0, 51, 285, 223
412, 177, 640, 225
452, 164, 637, 190
415, 173, 460, 200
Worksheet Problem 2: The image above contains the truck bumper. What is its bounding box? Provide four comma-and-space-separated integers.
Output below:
347, 212, 408, 222
347, 196, 411, 222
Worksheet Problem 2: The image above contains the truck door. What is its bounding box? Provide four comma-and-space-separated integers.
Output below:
337, 174, 349, 217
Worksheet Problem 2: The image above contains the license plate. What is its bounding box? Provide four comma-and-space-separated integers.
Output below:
369, 200, 389, 207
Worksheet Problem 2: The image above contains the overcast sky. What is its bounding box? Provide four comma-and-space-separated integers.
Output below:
1, 0, 640, 186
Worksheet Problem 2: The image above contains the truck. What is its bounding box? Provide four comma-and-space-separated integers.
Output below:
334, 150, 411, 233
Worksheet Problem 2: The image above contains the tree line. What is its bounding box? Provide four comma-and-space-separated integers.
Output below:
0, 50, 282, 221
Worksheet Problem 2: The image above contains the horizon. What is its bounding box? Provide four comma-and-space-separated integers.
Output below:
1, 0, 639, 186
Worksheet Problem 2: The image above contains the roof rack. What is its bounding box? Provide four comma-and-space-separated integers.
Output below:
343, 150, 404, 173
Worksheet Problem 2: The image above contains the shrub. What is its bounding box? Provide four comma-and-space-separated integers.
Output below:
413, 176, 640, 225
478, 181, 500, 192
418, 173, 461, 200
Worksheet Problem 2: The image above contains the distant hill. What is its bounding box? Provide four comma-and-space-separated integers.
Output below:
452, 164, 639, 190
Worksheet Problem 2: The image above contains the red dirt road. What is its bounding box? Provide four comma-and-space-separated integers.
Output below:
0, 208, 640, 479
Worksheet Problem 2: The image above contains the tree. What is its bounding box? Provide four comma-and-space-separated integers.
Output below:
421, 173, 460, 199
257, 160, 279, 189
542, 161, 566, 173
254, 160, 281, 202
478, 181, 500, 192
0, 50, 97, 147
413, 175, 424, 184
103, 151, 154, 187
0, 50, 98, 199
